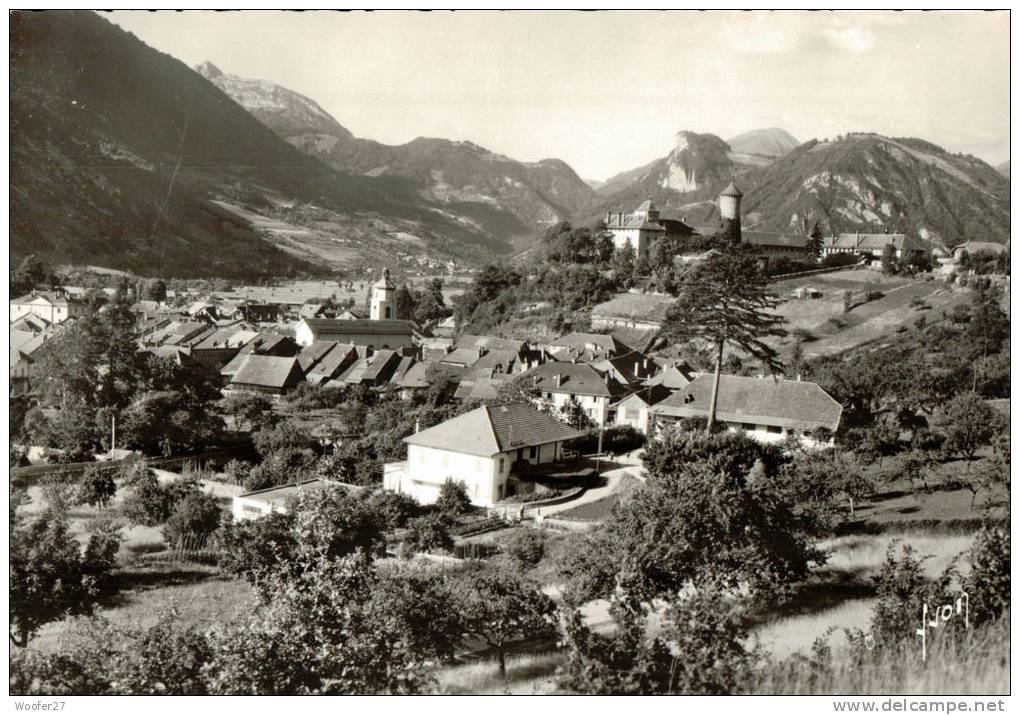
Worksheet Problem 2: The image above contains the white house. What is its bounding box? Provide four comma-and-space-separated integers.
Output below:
527, 361, 631, 427
383, 403, 584, 507
650, 374, 842, 448
822, 233, 927, 261
612, 384, 673, 434
10, 291, 85, 325
605, 199, 667, 260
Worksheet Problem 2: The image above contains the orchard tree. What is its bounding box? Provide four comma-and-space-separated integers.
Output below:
447, 563, 556, 678
10, 507, 120, 646
662, 247, 787, 432
561, 431, 822, 605
163, 491, 223, 548
933, 392, 1000, 468
404, 513, 453, 553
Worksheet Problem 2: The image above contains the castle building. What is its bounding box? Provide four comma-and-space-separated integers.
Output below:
605, 199, 694, 260
369, 268, 396, 321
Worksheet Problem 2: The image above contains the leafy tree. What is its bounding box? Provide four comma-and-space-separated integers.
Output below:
140, 278, 167, 302
612, 243, 636, 287
163, 491, 223, 548
933, 392, 1000, 467
662, 247, 787, 431
207, 554, 431, 694
404, 513, 453, 553
10, 507, 120, 646
965, 287, 1009, 362
121, 390, 224, 456
447, 563, 556, 677
221, 392, 276, 432
966, 527, 1010, 625
252, 420, 317, 457
435, 479, 472, 517
364, 489, 420, 531
563, 432, 821, 605
216, 511, 299, 594
559, 589, 762, 694
394, 284, 416, 320
504, 528, 546, 570
77, 464, 117, 508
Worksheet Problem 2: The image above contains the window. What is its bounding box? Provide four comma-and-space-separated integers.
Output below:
499, 457, 505, 473
384, 306, 391, 319
529, 446, 537, 459
497, 483, 504, 499
741, 423, 755, 431
767, 425, 782, 434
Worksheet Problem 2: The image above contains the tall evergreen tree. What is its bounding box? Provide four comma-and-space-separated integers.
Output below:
662, 247, 787, 432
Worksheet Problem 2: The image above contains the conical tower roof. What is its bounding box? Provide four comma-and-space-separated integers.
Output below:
720, 182, 743, 198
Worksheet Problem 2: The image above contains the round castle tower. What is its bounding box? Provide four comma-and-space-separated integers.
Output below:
370, 268, 396, 321
719, 181, 743, 244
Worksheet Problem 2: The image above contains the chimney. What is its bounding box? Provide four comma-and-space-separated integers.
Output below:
554, 373, 562, 388
604, 372, 611, 385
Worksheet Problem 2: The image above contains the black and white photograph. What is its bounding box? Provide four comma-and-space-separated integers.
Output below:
7, 8, 1012, 703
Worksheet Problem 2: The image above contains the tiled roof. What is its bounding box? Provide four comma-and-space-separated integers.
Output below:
440, 348, 483, 366
297, 340, 339, 371
454, 335, 526, 353
239, 478, 366, 505
646, 362, 695, 390
471, 349, 520, 372
613, 384, 673, 408
742, 231, 811, 249
651, 374, 842, 432
721, 182, 743, 197
231, 355, 303, 390
549, 331, 632, 357
592, 350, 660, 385
191, 327, 258, 351
528, 362, 628, 398
302, 318, 417, 337
399, 360, 467, 390
404, 403, 584, 457
824, 233, 924, 253
954, 241, 1007, 256
307, 343, 360, 384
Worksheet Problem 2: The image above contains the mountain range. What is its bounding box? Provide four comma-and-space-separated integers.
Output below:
194, 61, 597, 252
588, 132, 1010, 248
9, 11, 1011, 278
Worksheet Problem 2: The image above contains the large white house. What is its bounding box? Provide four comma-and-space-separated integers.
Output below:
383, 403, 584, 507
10, 291, 85, 325
649, 374, 842, 447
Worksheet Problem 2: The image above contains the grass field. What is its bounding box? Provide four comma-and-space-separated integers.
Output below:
769, 269, 971, 358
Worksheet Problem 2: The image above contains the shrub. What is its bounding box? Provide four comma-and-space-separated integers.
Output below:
603, 425, 646, 454
404, 513, 453, 553
365, 489, 420, 531
864, 290, 884, 302
122, 475, 199, 527
504, 528, 546, 570
163, 491, 223, 549
221, 459, 251, 486
966, 527, 1009, 625
434, 479, 472, 517
77, 465, 117, 508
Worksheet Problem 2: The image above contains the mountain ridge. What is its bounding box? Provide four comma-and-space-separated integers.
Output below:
196, 62, 599, 246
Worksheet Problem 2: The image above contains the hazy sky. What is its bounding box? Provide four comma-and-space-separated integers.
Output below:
108, 10, 1009, 180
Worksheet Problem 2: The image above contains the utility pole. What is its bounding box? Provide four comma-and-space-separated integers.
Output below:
111, 414, 116, 451
596, 425, 604, 476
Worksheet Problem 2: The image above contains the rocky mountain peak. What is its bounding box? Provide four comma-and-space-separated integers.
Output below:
194, 60, 223, 79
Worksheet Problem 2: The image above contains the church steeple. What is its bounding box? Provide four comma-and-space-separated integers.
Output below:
370, 268, 396, 320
